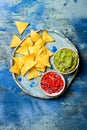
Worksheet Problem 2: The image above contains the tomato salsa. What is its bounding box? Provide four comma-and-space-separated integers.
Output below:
40, 71, 65, 95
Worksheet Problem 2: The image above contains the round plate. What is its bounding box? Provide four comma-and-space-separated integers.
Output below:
12, 30, 79, 99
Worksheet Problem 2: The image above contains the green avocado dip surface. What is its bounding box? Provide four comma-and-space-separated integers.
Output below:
53, 48, 79, 73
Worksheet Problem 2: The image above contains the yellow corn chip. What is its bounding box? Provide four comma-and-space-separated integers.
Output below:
34, 38, 44, 47
35, 47, 46, 62
15, 21, 29, 34
35, 61, 46, 72
39, 47, 48, 56
28, 45, 41, 55
21, 54, 36, 76
30, 30, 41, 42
21, 61, 36, 76
38, 55, 51, 67
21, 36, 33, 47
16, 45, 29, 55
43, 47, 53, 56
28, 67, 41, 80
23, 54, 35, 61
10, 29, 55, 80
13, 56, 24, 69
42, 30, 55, 43
35, 62, 46, 72
35, 47, 43, 61
47, 49, 53, 56
39, 47, 53, 57
36, 67, 46, 72
35, 61, 45, 69
35, 47, 47, 62
10, 34, 21, 48
9, 63, 20, 75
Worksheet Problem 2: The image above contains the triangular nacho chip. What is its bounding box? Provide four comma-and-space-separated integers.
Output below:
43, 47, 53, 56
21, 61, 36, 76
35, 47, 43, 60
42, 30, 55, 43
10, 34, 21, 48
35, 47, 47, 62
21, 54, 36, 76
28, 45, 41, 55
23, 54, 35, 61
30, 30, 41, 42
35, 67, 46, 72
35, 62, 46, 72
28, 67, 41, 80
46, 49, 53, 56
13, 56, 24, 69
9, 63, 20, 75
16, 45, 29, 55
10, 29, 55, 80
38, 55, 51, 67
34, 38, 44, 47
21, 36, 33, 47
15, 21, 29, 34
35, 61, 45, 69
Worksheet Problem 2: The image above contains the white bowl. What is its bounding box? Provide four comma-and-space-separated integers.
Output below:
53, 48, 79, 74
40, 71, 65, 97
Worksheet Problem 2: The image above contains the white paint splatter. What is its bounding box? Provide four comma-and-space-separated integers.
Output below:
7, 0, 22, 6
79, 43, 87, 49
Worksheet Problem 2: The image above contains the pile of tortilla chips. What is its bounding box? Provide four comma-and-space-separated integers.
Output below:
10, 21, 55, 80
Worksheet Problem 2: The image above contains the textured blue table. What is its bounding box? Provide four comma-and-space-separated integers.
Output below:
0, 0, 87, 130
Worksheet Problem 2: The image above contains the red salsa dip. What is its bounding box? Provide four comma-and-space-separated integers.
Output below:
40, 71, 65, 95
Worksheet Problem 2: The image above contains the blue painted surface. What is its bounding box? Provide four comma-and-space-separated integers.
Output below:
71, 18, 87, 47
0, 68, 21, 93
0, 0, 87, 129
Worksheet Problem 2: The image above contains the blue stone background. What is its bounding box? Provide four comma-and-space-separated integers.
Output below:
0, 0, 87, 129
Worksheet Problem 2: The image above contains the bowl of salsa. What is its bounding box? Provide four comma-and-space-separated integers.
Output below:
40, 71, 65, 97
53, 48, 79, 74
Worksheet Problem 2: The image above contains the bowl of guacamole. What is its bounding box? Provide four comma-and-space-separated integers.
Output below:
53, 48, 79, 74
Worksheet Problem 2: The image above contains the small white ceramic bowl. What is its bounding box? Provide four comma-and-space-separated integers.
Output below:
40, 71, 65, 97
53, 48, 79, 74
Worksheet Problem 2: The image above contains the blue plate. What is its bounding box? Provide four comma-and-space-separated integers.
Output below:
11, 30, 79, 99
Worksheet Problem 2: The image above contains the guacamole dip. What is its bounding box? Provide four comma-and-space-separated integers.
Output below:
53, 48, 79, 73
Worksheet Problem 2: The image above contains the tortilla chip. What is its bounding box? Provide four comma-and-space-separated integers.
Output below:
28, 45, 41, 55
10, 34, 21, 48
15, 21, 29, 34
21, 54, 36, 76
35, 61, 45, 68
38, 55, 51, 67
38, 47, 53, 57
35, 63, 46, 72
35, 61, 46, 72
9, 63, 20, 75
41, 47, 47, 55
10, 29, 55, 80
43, 47, 53, 56
21, 36, 33, 47
34, 38, 44, 47
13, 56, 24, 69
42, 30, 55, 43
16, 45, 29, 55
35, 47, 43, 61
23, 54, 35, 61
35, 47, 47, 61
30, 30, 41, 42
21, 61, 36, 76
28, 67, 41, 80
36, 67, 46, 72
46, 49, 53, 56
